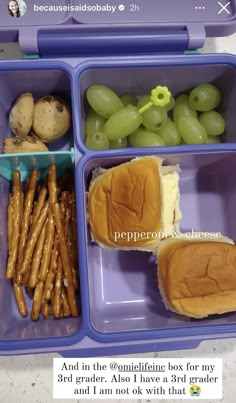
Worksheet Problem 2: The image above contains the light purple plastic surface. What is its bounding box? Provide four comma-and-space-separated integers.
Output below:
84, 153, 236, 334
1, 56, 236, 355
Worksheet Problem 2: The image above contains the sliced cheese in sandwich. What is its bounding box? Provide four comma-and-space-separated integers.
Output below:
87, 156, 181, 251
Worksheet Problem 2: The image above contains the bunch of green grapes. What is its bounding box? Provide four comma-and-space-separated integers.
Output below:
84, 83, 225, 150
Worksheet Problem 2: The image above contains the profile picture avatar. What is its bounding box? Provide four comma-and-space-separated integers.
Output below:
8, 0, 27, 17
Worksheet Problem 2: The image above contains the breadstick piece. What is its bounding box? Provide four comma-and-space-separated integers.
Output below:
31, 280, 44, 321
42, 236, 59, 301
31, 185, 47, 228
7, 194, 13, 249
61, 287, 71, 317
53, 255, 63, 318
6, 171, 21, 280
13, 283, 27, 317
52, 203, 79, 317
48, 165, 57, 204
38, 209, 55, 282
17, 201, 49, 282
28, 225, 46, 288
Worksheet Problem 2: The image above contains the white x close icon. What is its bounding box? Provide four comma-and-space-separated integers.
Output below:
218, 1, 231, 15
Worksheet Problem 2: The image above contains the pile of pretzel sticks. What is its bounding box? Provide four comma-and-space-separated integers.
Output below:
5, 165, 80, 320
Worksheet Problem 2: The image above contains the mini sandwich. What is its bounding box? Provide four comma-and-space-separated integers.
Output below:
157, 235, 236, 318
87, 156, 181, 251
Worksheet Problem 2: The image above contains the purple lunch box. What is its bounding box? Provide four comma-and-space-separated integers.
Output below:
0, 0, 236, 357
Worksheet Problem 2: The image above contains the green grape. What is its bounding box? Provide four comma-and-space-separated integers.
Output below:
173, 94, 198, 123
142, 106, 167, 132
120, 94, 137, 107
103, 105, 142, 140
86, 85, 123, 119
158, 119, 181, 146
85, 131, 109, 150
85, 110, 106, 137
109, 137, 128, 149
177, 116, 208, 144
189, 84, 221, 112
199, 111, 225, 136
137, 94, 150, 109
206, 135, 221, 144
175, 94, 189, 104
129, 128, 165, 147
180, 138, 187, 145
165, 96, 175, 112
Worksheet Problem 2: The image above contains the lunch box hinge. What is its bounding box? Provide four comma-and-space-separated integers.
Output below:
21, 30, 191, 57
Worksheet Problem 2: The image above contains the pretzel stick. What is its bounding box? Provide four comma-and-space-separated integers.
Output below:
25, 175, 30, 193
51, 289, 55, 306
13, 283, 27, 317
61, 191, 69, 212
16, 169, 38, 284
31, 280, 44, 321
42, 236, 59, 302
28, 225, 46, 288
64, 205, 78, 290
31, 186, 47, 228
58, 168, 73, 193
17, 202, 49, 281
52, 203, 79, 317
53, 255, 63, 318
20, 184, 24, 222
61, 287, 71, 317
70, 191, 79, 289
18, 169, 38, 265
41, 301, 50, 319
7, 194, 13, 249
38, 210, 55, 282
6, 171, 21, 280
48, 165, 57, 204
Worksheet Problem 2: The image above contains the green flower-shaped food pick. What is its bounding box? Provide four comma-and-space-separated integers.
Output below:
138, 85, 171, 114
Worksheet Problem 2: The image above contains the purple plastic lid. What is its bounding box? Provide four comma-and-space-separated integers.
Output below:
1, 0, 236, 53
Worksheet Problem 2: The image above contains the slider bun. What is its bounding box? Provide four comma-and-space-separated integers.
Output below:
88, 156, 181, 251
157, 235, 236, 318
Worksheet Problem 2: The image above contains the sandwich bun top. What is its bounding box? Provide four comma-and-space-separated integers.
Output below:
157, 236, 236, 318
88, 156, 165, 249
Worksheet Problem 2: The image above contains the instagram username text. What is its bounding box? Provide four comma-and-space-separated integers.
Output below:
34, 4, 117, 13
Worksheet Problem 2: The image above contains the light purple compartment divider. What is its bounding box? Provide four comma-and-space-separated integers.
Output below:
83, 152, 236, 335
79, 62, 236, 148
0, 67, 73, 154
